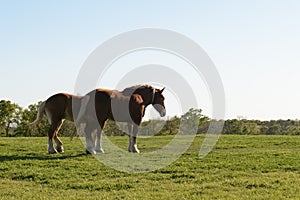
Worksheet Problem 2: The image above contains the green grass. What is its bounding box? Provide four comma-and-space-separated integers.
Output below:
0, 135, 300, 199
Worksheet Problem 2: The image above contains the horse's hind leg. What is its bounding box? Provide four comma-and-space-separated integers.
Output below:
48, 124, 58, 154
54, 119, 64, 153
48, 119, 64, 154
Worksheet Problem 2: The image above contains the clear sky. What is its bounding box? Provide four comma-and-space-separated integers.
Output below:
1, 0, 300, 120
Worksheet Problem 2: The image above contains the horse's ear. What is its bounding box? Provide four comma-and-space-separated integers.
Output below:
159, 87, 165, 93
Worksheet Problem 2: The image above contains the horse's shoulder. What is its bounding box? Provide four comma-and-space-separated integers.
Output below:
131, 94, 144, 104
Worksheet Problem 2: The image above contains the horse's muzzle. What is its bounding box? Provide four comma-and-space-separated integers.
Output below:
160, 109, 166, 117
153, 104, 166, 117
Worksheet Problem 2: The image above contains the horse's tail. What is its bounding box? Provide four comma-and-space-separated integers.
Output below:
29, 101, 46, 126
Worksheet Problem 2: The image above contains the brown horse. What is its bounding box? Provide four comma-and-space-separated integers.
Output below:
30, 85, 166, 154
29, 93, 84, 154
81, 85, 166, 154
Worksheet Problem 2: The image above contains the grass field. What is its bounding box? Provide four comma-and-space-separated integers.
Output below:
0, 135, 300, 199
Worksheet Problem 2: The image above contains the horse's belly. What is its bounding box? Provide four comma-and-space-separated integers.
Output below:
109, 112, 131, 122
64, 110, 74, 122
109, 99, 133, 122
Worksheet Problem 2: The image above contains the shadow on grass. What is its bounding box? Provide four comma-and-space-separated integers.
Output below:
0, 153, 88, 162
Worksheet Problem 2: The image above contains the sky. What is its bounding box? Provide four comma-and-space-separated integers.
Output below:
1, 0, 300, 120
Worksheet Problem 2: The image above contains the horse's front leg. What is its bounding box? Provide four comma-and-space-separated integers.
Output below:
85, 123, 96, 155
95, 124, 104, 153
128, 123, 140, 153
128, 123, 133, 152
132, 124, 140, 153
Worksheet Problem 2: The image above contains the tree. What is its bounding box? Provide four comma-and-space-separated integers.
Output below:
0, 100, 21, 136
267, 124, 282, 135
222, 119, 257, 135
222, 119, 239, 134
141, 119, 167, 136
15, 101, 49, 136
162, 116, 180, 135
180, 108, 208, 135
284, 126, 300, 135
259, 126, 269, 135
243, 122, 260, 135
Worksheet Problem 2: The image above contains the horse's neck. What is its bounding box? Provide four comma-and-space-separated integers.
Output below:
135, 89, 153, 106
122, 87, 154, 106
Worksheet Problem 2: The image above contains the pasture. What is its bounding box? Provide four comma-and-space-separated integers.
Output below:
0, 135, 300, 199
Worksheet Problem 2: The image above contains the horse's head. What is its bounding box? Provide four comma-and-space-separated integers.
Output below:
152, 87, 166, 117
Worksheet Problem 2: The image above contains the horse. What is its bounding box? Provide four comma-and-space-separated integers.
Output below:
81, 85, 166, 154
29, 93, 84, 154
29, 85, 166, 154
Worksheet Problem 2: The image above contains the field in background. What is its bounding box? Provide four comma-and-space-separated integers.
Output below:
0, 135, 300, 199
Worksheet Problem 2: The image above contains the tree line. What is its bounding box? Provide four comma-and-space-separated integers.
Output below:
1, 99, 300, 137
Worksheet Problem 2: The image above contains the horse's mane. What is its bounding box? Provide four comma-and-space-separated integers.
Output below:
121, 84, 154, 96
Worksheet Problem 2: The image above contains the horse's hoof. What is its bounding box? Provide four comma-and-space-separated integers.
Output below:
95, 148, 104, 153
86, 149, 96, 155
56, 146, 64, 153
48, 150, 58, 154
132, 148, 140, 153
128, 146, 140, 153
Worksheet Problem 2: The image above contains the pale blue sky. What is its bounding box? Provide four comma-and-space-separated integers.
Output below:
1, 1, 300, 120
